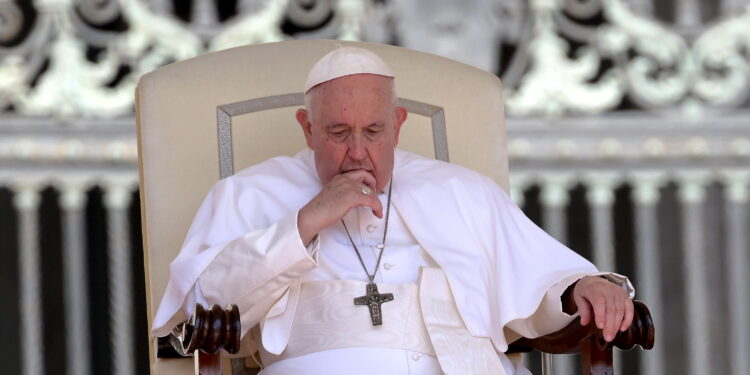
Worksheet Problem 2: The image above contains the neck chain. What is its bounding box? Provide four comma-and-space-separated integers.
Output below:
342, 179, 395, 326
341, 179, 393, 283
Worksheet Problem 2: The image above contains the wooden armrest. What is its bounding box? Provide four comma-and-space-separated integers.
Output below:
507, 299, 654, 354
157, 304, 242, 375
507, 300, 654, 375
158, 300, 653, 375
157, 304, 241, 358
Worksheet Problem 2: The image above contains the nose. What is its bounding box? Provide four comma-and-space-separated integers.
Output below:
347, 132, 367, 160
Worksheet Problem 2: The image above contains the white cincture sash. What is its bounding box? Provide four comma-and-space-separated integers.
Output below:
419, 268, 508, 375
260, 269, 509, 374
259, 280, 435, 367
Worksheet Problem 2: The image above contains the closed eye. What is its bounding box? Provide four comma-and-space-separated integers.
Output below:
326, 124, 350, 140
365, 124, 384, 138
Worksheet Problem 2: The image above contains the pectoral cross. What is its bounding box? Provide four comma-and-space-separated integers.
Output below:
354, 282, 394, 326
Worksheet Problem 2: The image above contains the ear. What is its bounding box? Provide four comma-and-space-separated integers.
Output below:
296, 108, 314, 149
393, 106, 408, 146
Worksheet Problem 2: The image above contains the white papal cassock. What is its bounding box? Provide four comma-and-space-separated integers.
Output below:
152, 149, 632, 374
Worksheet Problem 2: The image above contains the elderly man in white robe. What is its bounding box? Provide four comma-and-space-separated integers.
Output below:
152, 47, 635, 375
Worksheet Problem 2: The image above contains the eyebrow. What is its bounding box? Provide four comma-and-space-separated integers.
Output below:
324, 123, 349, 130
324, 122, 384, 130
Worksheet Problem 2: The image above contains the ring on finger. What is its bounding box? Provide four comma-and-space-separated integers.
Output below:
361, 186, 372, 196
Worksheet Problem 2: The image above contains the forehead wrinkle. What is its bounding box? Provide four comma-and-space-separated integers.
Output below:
306, 76, 397, 127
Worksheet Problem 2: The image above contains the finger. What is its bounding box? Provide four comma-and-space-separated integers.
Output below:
347, 182, 383, 218
620, 299, 634, 332
574, 293, 592, 326
350, 182, 384, 219
603, 296, 622, 342
368, 194, 384, 218
602, 299, 614, 341
341, 170, 377, 190
591, 295, 606, 331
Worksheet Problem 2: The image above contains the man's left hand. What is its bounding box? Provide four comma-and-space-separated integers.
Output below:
567, 276, 634, 342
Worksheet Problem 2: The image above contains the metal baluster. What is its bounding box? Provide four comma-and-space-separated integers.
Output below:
105, 180, 135, 375
677, 173, 711, 375
722, 171, 750, 375
61, 181, 92, 375
632, 173, 666, 375
14, 182, 44, 375
586, 174, 618, 271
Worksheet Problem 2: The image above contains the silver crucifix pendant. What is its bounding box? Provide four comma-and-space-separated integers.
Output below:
354, 282, 394, 326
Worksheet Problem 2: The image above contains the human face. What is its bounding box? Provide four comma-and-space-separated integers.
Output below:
296, 74, 408, 192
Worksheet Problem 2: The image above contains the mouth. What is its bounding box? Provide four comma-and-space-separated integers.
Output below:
342, 168, 372, 174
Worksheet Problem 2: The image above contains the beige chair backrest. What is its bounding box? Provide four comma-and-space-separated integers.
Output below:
136, 40, 508, 374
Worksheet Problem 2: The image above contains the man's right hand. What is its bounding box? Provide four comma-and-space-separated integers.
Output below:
298, 170, 384, 245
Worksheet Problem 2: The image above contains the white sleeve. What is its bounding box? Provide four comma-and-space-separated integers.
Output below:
181, 280, 209, 320
191, 210, 319, 332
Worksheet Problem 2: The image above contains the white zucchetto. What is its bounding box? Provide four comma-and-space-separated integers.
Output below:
304, 46, 395, 93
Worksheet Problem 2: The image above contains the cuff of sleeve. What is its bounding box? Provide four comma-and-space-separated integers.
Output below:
294, 210, 319, 263
545, 272, 589, 319
527, 272, 590, 336
590, 272, 635, 299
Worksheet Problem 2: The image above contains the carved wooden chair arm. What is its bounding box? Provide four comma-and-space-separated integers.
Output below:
158, 304, 241, 358
507, 300, 655, 375
507, 299, 654, 354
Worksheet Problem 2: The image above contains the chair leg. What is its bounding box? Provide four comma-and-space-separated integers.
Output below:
541, 353, 553, 375
581, 338, 613, 375
195, 350, 223, 375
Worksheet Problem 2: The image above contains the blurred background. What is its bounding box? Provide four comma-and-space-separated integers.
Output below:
0, 0, 748, 374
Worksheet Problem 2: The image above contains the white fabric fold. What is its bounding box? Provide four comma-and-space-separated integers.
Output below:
419, 267, 507, 375
261, 279, 301, 355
